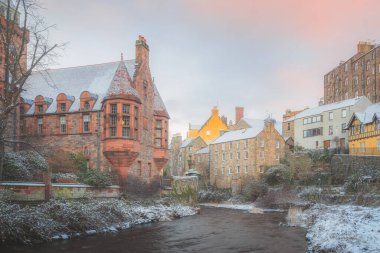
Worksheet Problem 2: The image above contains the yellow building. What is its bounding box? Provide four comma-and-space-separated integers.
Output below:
187, 106, 228, 143
347, 103, 380, 155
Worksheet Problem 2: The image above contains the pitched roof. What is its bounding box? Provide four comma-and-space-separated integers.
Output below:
211, 128, 262, 145
23, 60, 135, 114
241, 118, 282, 134
106, 60, 139, 99
180, 138, 195, 148
286, 97, 367, 122
349, 103, 380, 125
196, 146, 209, 154
153, 82, 169, 117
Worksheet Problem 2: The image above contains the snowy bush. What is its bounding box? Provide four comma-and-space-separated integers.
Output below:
0, 199, 197, 245
197, 188, 231, 203
263, 165, 293, 186
3, 151, 48, 181
242, 180, 268, 202
78, 169, 113, 187
51, 173, 78, 183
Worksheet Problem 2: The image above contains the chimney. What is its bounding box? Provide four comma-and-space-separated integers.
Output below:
135, 35, 149, 65
357, 41, 375, 54
211, 106, 219, 116
235, 106, 244, 123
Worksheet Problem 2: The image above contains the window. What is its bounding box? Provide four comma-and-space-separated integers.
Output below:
329, 125, 333, 135
215, 153, 218, 162
60, 116, 66, 133
134, 106, 139, 140
122, 127, 130, 138
360, 124, 365, 134
276, 141, 280, 149
244, 151, 248, 159
83, 114, 90, 132
303, 115, 322, 125
260, 151, 264, 159
245, 166, 248, 174
38, 105, 43, 113
155, 120, 162, 147
236, 152, 240, 160
111, 104, 117, 114
377, 139, 380, 150
367, 76, 371, 86
229, 142, 232, 150
287, 123, 291, 131
228, 167, 232, 174
123, 116, 130, 126
110, 115, 117, 126
329, 112, 334, 120
229, 152, 232, 160
206, 130, 211, 136
222, 153, 225, 161
276, 153, 280, 160
341, 123, 346, 133
260, 140, 265, 148
123, 104, 130, 114
110, 127, 116, 137
303, 128, 323, 138
236, 166, 240, 174
60, 103, 66, 112
236, 142, 240, 149
344, 63, 348, 72
366, 61, 370, 71
341, 109, 347, 118
359, 142, 366, 152
244, 140, 248, 149
197, 156, 201, 162
84, 101, 90, 111
37, 117, 43, 134
354, 62, 358, 71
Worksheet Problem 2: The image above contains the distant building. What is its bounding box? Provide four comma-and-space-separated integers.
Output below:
194, 146, 210, 180
347, 103, 380, 155
282, 109, 305, 140
177, 137, 207, 176
187, 106, 228, 143
209, 118, 285, 190
288, 97, 371, 150
324, 41, 380, 104
168, 133, 183, 176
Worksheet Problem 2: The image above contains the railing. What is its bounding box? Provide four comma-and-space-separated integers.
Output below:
349, 129, 380, 141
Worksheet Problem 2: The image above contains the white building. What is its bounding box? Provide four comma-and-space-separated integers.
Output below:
287, 97, 371, 150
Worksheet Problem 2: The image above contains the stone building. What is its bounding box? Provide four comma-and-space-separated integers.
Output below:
209, 118, 285, 190
324, 41, 380, 104
287, 96, 371, 150
187, 106, 228, 143
194, 146, 210, 179
177, 137, 207, 176
168, 133, 183, 176
19, 36, 170, 188
346, 103, 380, 155
282, 109, 304, 140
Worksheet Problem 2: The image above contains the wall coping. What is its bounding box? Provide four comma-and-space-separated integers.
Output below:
0, 182, 120, 189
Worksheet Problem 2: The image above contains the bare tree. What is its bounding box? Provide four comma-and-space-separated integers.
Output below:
0, 0, 59, 179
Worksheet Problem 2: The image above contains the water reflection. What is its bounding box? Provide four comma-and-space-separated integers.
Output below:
1, 207, 307, 253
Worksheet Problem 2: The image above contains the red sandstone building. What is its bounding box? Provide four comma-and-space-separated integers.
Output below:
18, 36, 169, 187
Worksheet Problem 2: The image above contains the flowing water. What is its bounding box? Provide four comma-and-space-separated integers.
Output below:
2, 207, 307, 253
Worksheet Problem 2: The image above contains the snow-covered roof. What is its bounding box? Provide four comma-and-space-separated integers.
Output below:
22, 60, 136, 114
106, 60, 139, 99
351, 103, 380, 125
196, 146, 209, 154
180, 138, 195, 148
153, 82, 168, 115
287, 97, 366, 122
242, 118, 282, 134
211, 128, 261, 145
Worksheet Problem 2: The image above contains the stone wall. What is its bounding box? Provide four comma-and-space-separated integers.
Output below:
0, 182, 120, 201
331, 154, 380, 182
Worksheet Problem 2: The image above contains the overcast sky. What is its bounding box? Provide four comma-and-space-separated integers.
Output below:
38, 0, 380, 139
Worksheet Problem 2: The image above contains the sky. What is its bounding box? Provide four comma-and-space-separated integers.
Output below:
37, 0, 380, 139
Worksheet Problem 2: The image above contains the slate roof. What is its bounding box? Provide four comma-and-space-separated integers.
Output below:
350, 103, 380, 125
286, 97, 367, 122
22, 59, 167, 116
106, 60, 139, 99
196, 146, 209, 154
241, 118, 282, 134
180, 138, 195, 148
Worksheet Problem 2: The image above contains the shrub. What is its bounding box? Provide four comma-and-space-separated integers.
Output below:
344, 173, 369, 193
242, 180, 268, 202
48, 150, 87, 174
78, 169, 113, 187
51, 173, 78, 183
263, 165, 293, 186
197, 188, 231, 203
3, 151, 48, 181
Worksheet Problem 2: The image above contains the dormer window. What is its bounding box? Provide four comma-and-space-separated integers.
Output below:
84, 101, 90, 111
60, 103, 66, 112
38, 105, 43, 113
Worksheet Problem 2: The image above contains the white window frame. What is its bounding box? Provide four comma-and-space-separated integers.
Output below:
341, 109, 347, 118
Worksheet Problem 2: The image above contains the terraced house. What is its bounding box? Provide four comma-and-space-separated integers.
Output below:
18, 36, 170, 188
209, 118, 285, 190
347, 103, 380, 155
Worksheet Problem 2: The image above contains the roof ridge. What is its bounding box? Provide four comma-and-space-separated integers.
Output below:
34, 59, 136, 72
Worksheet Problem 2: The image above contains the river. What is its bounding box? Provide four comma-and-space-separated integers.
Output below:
1, 206, 307, 253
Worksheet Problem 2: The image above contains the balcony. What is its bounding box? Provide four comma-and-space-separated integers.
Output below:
349, 129, 380, 141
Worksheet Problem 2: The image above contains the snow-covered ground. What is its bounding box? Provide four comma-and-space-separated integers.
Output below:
298, 204, 380, 253
0, 199, 198, 245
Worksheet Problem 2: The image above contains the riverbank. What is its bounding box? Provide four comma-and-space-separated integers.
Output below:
0, 198, 198, 245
